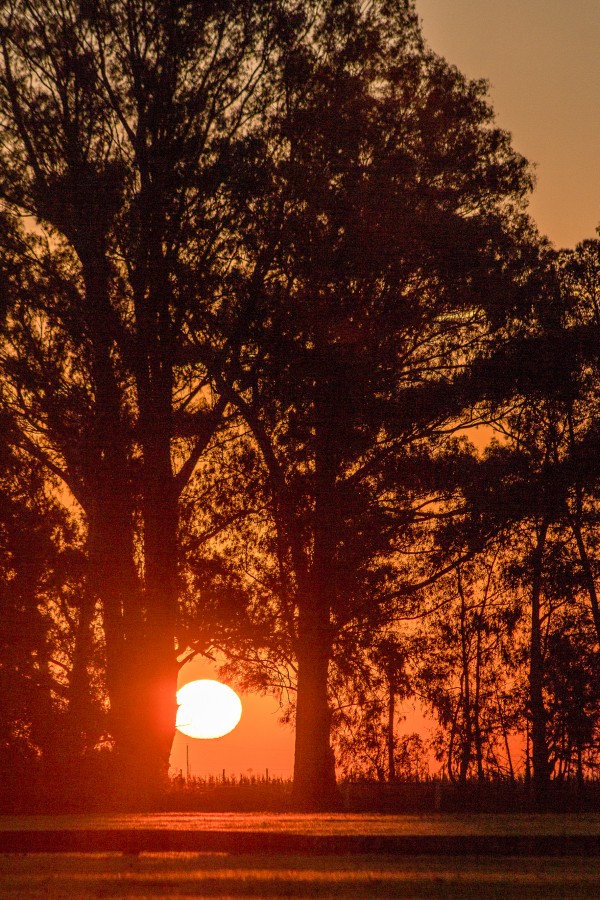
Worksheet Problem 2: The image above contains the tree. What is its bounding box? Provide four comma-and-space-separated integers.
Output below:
201, 0, 537, 809
0, 408, 100, 809
557, 237, 600, 644
463, 383, 600, 796
0, 0, 283, 792
414, 546, 522, 784
333, 635, 411, 783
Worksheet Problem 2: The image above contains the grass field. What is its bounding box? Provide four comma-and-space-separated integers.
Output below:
1, 811, 599, 835
1, 814, 598, 897
0, 852, 599, 898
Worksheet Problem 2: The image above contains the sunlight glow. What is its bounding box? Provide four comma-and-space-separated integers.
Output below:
175, 679, 242, 739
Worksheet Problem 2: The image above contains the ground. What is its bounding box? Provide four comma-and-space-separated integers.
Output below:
0, 813, 598, 899
1, 852, 599, 898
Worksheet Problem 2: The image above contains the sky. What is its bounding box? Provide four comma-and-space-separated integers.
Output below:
171, 1, 600, 779
170, 654, 295, 780
417, 0, 600, 249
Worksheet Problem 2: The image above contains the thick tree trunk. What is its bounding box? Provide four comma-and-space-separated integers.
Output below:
126, 217, 181, 793
66, 584, 97, 756
80, 253, 157, 789
139, 427, 179, 792
135, 281, 179, 790
87, 488, 144, 766
290, 401, 341, 811
529, 519, 550, 801
291, 600, 340, 810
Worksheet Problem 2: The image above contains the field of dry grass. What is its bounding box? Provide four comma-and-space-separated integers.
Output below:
1, 813, 598, 897
0, 852, 599, 899
1, 811, 599, 834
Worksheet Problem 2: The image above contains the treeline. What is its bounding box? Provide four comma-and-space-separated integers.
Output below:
0, 0, 598, 812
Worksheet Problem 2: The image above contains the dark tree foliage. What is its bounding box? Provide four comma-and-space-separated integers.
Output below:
198, 0, 539, 808
0, 410, 100, 808
0, 0, 283, 795
454, 239, 600, 797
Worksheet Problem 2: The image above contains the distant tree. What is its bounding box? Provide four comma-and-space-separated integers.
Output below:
333, 635, 411, 783
463, 385, 600, 796
410, 543, 522, 783
556, 237, 600, 644
544, 607, 600, 785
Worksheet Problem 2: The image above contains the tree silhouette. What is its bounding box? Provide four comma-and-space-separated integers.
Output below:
0, 0, 281, 793
201, 0, 537, 809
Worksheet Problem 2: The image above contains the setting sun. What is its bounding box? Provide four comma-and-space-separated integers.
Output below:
175, 679, 242, 740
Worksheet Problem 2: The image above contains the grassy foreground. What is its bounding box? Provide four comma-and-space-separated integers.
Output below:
0, 852, 599, 899
1, 811, 599, 834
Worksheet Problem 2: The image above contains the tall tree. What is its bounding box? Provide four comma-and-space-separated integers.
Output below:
201, 0, 537, 809
0, 0, 282, 792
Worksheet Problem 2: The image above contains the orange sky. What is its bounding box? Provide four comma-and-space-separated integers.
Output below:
170, 655, 436, 781
417, 0, 600, 249
170, 655, 296, 780
172, 3, 599, 779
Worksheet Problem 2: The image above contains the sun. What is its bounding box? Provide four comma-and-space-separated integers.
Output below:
175, 679, 242, 739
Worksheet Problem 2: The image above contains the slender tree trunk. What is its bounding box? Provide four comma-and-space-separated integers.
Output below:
458, 572, 472, 783
576, 743, 584, 792
525, 723, 531, 787
529, 519, 550, 801
387, 682, 396, 782
474, 575, 491, 783
495, 687, 515, 782
570, 517, 600, 646
447, 688, 461, 785
473, 628, 485, 782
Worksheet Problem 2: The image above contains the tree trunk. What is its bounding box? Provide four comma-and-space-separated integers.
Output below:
138, 427, 179, 793
457, 571, 472, 783
529, 519, 550, 801
446, 689, 461, 784
387, 683, 396, 782
129, 225, 180, 794
66, 583, 97, 756
495, 687, 515, 782
525, 723, 531, 786
87, 486, 144, 770
79, 252, 157, 789
473, 619, 485, 782
290, 399, 341, 811
570, 517, 600, 646
291, 599, 339, 810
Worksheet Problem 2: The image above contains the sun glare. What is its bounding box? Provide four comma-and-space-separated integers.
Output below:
175, 679, 242, 739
